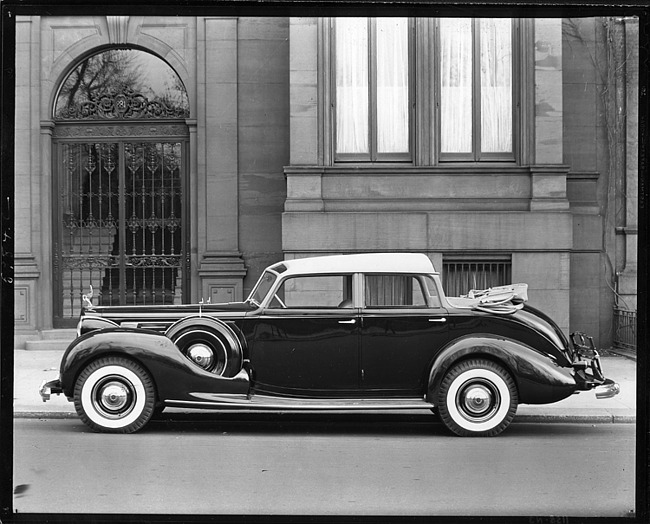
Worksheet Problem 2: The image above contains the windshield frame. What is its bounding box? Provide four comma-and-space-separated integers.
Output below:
247, 270, 279, 306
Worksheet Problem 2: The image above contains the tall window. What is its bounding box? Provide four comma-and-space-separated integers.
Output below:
331, 17, 516, 164
439, 18, 514, 161
334, 17, 411, 161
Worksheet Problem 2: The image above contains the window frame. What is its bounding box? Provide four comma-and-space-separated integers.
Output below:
362, 273, 437, 309
267, 273, 354, 310
435, 18, 519, 163
323, 17, 530, 167
331, 17, 415, 164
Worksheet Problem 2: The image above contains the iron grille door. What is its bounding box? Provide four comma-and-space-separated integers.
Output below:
54, 139, 187, 326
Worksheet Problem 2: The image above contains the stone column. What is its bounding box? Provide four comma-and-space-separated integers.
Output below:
289, 17, 319, 166
196, 17, 246, 302
15, 16, 45, 338
532, 19, 569, 213
616, 18, 638, 310
530, 19, 571, 334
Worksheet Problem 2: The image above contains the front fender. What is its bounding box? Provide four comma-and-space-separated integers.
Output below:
59, 328, 249, 401
426, 335, 577, 406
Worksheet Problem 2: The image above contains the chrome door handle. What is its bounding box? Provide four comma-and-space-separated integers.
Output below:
429, 318, 447, 323
338, 319, 356, 324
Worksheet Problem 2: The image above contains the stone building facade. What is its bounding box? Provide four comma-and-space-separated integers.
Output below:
13, 15, 638, 349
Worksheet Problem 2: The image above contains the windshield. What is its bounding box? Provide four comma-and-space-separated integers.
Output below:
247, 271, 278, 305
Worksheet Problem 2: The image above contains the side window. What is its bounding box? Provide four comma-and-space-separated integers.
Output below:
269, 275, 353, 309
364, 275, 428, 307
423, 275, 442, 308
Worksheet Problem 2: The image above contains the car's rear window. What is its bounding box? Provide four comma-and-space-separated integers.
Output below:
365, 275, 427, 307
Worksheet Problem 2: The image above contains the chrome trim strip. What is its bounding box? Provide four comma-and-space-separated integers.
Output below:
165, 396, 434, 411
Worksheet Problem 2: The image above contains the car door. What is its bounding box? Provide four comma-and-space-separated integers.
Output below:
249, 274, 360, 396
359, 274, 449, 395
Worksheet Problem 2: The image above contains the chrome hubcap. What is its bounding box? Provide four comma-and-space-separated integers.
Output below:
462, 385, 492, 416
187, 343, 215, 370
93, 377, 135, 418
457, 381, 499, 421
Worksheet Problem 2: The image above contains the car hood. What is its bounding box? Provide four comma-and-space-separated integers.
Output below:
83, 301, 256, 318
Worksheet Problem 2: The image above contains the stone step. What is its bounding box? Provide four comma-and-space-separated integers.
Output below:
41, 329, 77, 340
25, 329, 77, 351
25, 339, 72, 351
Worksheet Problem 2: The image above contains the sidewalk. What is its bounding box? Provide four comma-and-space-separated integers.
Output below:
12, 349, 637, 423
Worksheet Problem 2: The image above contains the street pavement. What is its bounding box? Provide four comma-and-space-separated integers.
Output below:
11, 348, 637, 423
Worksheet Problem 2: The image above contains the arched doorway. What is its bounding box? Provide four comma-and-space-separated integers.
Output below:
52, 49, 190, 327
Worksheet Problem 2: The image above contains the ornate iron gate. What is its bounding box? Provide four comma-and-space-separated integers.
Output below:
52, 49, 191, 326
53, 135, 188, 326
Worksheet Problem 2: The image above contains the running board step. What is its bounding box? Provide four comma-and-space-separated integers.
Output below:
165, 394, 434, 411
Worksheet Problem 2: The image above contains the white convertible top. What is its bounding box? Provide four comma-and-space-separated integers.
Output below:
271, 253, 437, 276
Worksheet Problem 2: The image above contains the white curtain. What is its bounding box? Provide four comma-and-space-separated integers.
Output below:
480, 18, 513, 153
440, 18, 473, 153
336, 18, 369, 154
376, 18, 409, 153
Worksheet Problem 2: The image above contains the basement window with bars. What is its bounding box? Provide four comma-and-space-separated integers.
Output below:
442, 256, 512, 298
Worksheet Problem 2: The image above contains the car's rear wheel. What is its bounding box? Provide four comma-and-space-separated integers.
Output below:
74, 356, 156, 434
437, 359, 517, 437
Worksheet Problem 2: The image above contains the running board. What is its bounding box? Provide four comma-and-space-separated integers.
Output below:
165, 394, 434, 411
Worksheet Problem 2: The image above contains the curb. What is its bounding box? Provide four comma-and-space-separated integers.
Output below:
514, 414, 636, 424
605, 348, 637, 361
13, 411, 636, 424
14, 411, 78, 419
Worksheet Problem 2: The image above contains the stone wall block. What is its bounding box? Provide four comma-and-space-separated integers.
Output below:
289, 18, 318, 165
535, 19, 563, 164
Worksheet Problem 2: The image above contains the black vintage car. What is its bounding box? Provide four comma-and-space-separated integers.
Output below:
40, 253, 619, 436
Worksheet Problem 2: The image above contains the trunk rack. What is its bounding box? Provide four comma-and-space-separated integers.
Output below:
570, 332, 619, 399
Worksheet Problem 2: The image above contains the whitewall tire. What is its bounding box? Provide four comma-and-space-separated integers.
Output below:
73, 356, 156, 433
437, 359, 518, 437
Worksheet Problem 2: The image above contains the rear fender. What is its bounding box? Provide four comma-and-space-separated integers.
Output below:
60, 328, 250, 401
426, 335, 577, 406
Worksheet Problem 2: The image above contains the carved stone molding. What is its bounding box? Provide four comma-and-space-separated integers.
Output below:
51, 25, 99, 63
53, 124, 189, 139
140, 24, 188, 60
107, 16, 129, 44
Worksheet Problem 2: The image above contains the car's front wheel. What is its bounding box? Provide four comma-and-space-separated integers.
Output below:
73, 356, 156, 434
437, 359, 518, 437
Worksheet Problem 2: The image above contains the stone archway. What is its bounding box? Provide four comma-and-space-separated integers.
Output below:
52, 48, 190, 326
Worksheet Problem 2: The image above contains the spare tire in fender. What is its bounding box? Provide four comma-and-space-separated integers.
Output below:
165, 316, 243, 377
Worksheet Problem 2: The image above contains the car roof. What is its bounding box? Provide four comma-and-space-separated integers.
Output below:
270, 253, 438, 277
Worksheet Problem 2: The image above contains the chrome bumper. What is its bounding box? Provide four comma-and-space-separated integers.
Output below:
39, 379, 63, 402
594, 378, 621, 399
